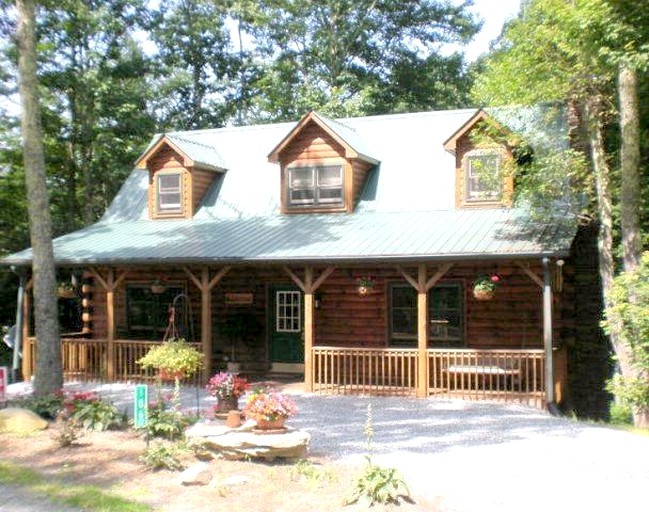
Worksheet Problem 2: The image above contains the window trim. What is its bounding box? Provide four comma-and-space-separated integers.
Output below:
464, 150, 503, 204
286, 164, 344, 209
156, 171, 184, 215
388, 281, 465, 347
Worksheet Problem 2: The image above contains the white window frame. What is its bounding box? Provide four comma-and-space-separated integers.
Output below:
276, 291, 302, 333
465, 151, 503, 203
287, 165, 344, 208
157, 172, 183, 214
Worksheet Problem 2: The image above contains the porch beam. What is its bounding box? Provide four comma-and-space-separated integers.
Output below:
515, 261, 543, 289
425, 263, 453, 291
417, 264, 429, 397
183, 266, 231, 378
283, 266, 335, 393
396, 263, 453, 292
542, 257, 555, 406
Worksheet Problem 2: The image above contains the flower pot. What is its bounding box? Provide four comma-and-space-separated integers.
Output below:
358, 286, 371, 296
158, 369, 185, 381
57, 288, 76, 299
216, 396, 239, 413
473, 288, 495, 301
255, 417, 286, 431
151, 284, 166, 294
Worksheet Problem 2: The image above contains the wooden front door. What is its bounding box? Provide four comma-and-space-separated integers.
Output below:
269, 286, 304, 364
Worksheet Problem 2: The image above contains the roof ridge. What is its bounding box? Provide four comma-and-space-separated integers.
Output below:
168, 133, 218, 150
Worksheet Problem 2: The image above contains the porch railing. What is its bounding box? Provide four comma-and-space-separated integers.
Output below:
312, 346, 418, 396
428, 348, 546, 408
24, 337, 203, 385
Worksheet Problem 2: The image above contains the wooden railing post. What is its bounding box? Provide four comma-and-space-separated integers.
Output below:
417, 264, 428, 398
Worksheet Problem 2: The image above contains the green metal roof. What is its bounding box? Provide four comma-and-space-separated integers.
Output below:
3, 107, 576, 267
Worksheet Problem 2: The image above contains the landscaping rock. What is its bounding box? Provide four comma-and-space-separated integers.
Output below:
0, 408, 48, 433
179, 462, 212, 486
186, 421, 310, 461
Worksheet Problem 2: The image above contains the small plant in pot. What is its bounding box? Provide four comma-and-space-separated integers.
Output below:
472, 274, 499, 300
205, 371, 250, 413
242, 388, 297, 431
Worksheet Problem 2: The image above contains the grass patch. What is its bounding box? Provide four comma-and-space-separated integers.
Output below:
0, 461, 151, 512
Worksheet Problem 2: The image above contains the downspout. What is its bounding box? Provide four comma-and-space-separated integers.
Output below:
542, 257, 556, 411
11, 267, 26, 383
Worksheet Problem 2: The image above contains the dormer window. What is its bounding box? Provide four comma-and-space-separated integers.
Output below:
465, 152, 502, 203
288, 165, 344, 208
157, 172, 183, 215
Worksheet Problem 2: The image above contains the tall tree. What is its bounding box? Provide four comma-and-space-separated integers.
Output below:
36, 0, 154, 227
238, 0, 480, 121
15, 0, 62, 396
148, 0, 238, 130
473, 0, 649, 424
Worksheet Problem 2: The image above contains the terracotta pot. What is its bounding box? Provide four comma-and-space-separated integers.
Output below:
158, 369, 184, 381
226, 410, 242, 428
256, 417, 286, 430
473, 288, 495, 300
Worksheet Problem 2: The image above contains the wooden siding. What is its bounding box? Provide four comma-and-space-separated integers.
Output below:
191, 168, 217, 212
454, 123, 514, 209
351, 159, 374, 205
83, 260, 567, 371
146, 143, 216, 219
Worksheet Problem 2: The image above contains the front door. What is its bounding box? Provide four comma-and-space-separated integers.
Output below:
269, 286, 304, 367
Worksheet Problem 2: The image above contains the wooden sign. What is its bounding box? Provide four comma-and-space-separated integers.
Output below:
225, 292, 253, 305
133, 384, 148, 428
0, 366, 7, 404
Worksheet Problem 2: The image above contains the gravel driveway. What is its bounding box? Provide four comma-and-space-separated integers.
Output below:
5, 381, 649, 512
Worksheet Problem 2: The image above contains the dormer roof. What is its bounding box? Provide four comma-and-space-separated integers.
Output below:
267, 111, 379, 165
135, 133, 227, 172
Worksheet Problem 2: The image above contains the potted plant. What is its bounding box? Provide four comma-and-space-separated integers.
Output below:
205, 371, 250, 412
137, 338, 204, 382
150, 277, 166, 294
242, 388, 297, 431
472, 274, 500, 300
357, 276, 375, 296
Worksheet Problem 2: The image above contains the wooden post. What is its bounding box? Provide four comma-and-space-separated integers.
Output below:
21, 282, 32, 381
106, 269, 115, 381
201, 267, 213, 378
542, 258, 554, 405
417, 264, 428, 398
304, 267, 314, 392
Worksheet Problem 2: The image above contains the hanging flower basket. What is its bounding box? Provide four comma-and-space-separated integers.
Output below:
57, 284, 77, 299
357, 276, 375, 296
150, 278, 166, 294
472, 274, 500, 301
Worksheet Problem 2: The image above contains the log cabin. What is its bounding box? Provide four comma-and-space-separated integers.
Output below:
2, 107, 595, 409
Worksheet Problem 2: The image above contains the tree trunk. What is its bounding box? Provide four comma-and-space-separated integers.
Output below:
16, 0, 63, 396
618, 64, 641, 273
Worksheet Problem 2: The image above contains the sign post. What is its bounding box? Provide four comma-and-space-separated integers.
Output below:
134, 384, 148, 428
0, 366, 7, 406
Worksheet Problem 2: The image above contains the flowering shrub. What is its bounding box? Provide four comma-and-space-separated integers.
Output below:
59, 390, 121, 431
243, 389, 297, 422
205, 372, 249, 400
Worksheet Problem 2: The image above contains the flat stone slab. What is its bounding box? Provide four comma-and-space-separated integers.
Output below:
186, 421, 310, 461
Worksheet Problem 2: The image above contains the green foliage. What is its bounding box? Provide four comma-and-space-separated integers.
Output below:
68, 398, 122, 431
140, 394, 192, 441
346, 404, 411, 507
608, 397, 634, 426
603, 252, 649, 412
11, 392, 65, 420
137, 338, 204, 379
53, 418, 83, 448
289, 459, 336, 486
139, 440, 186, 471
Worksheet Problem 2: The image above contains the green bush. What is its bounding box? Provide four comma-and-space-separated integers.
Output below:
11, 392, 65, 420
609, 399, 633, 426
139, 440, 186, 471
139, 395, 192, 441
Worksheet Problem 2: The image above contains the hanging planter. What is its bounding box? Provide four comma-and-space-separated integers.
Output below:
472, 274, 499, 301
150, 277, 167, 294
357, 276, 375, 297
57, 283, 77, 299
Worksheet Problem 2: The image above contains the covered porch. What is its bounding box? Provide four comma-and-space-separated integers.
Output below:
16, 257, 569, 409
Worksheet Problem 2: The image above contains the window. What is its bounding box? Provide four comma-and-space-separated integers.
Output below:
126, 284, 183, 338
157, 173, 183, 214
389, 282, 464, 346
287, 165, 343, 208
276, 291, 301, 332
466, 153, 502, 203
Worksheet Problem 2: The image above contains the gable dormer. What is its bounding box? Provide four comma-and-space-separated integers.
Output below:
268, 111, 378, 214
135, 134, 226, 220
444, 110, 515, 209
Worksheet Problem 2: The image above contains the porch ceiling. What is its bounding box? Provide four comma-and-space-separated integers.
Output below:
2, 208, 577, 267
